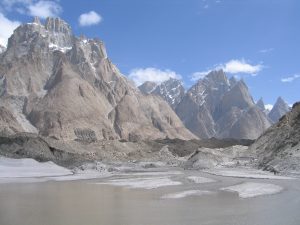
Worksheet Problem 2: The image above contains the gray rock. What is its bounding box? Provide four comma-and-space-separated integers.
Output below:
268, 97, 290, 122
175, 70, 271, 139
250, 102, 300, 174
138, 81, 157, 94
139, 78, 185, 110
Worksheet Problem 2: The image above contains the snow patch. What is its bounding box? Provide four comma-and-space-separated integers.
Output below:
162, 190, 213, 199
98, 177, 181, 189
49, 43, 72, 53
187, 176, 216, 184
221, 182, 283, 198
0, 157, 72, 178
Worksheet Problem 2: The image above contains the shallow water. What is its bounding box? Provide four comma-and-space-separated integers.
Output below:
0, 170, 300, 225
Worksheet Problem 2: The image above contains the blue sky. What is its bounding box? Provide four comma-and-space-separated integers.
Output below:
0, 0, 299, 106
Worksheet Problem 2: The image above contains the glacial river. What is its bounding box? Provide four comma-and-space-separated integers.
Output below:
0, 170, 300, 225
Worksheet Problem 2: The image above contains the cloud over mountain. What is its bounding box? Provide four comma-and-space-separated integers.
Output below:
128, 67, 182, 86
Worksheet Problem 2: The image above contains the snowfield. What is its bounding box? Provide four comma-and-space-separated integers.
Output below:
221, 182, 283, 198
0, 157, 72, 178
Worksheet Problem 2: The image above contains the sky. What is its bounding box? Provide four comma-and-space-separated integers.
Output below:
0, 0, 299, 107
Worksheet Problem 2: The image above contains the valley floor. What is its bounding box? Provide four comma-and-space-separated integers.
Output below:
0, 157, 299, 225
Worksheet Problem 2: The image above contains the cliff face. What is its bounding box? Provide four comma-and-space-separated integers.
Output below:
0, 17, 196, 141
250, 102, 300, 173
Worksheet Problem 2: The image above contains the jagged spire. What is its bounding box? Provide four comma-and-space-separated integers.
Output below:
268, 96, 290, 122
33, 16, 41, 25
256, 97, 265, 111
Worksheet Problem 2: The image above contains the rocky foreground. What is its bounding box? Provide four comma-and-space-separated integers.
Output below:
1, 102, 299, 178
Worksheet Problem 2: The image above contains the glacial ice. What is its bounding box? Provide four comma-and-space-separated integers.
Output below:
221, 182, 283, 198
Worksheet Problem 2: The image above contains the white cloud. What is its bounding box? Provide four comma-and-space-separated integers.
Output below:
28, 0, 62, 19
221, 59, 263, 74
259, 48, 274, 54
0, 13, 20, 46
281, 74, 300, 83
191, 59, 263, 81
191, 70, 211, 81
79, 11, 102, 27
128, 67, 181, 86
265, 104, 273, 111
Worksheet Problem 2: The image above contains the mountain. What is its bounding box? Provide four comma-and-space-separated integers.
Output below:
138, 81, 157, 94
139, 78, 185, 109
0, 17, 196, 141
250, 102, 300, 174
268, 97, 290, 122
256, 98, 265, 111
175, 70, 272, 139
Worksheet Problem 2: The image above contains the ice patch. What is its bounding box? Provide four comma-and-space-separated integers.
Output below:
49, 43, 72, 53
221, 182, 283, 198
206, 168, 294, 180
0, 157, 72, 178
187, 176, 216, 184
98, 177, 181, 189
162, 190, 213, 199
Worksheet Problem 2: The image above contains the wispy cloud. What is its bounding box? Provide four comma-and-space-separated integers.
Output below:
281, 74, 300, 83
259, 48, 274, 54
0, 13, 20, 46
78, 11, 102, 27
28, 1, 62, 19
191, 59, 263, 81
128, 67, 181, 86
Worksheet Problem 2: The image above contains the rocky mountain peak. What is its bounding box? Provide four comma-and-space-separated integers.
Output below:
138, 81, 157, 94
176, 69, 271, 139
139, 78, 185, 109
256, 98, 266, 111
206, 69, 228, 83
151, 78, 185, 109
268, 97, 290, 122
229, 76, 238, 87
4, 17, 74, 62
33, 16, 41, 25
45, 17, 72, 34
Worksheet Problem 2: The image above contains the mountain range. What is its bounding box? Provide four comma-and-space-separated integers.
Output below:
139, 70, 290, 139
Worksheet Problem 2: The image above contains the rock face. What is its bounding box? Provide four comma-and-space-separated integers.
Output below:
175, 70, 272, 139
0, 17, 196, 141
268, 97, 290, 122
138, 81, 157, 94
139, 78, 185, 109
250, 102, 300, 174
